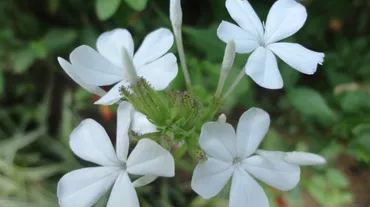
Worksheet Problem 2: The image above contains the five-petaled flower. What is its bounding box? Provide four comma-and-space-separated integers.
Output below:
57, 102, 175, 207
191, 108, 326, 207
218, 0, 325, 89
58, 28, 178, 105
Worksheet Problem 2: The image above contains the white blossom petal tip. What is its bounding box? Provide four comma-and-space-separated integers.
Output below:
69, 45, 125, 86
191, 158, 233, 199
263, 0, 307, 45
57, 57, 107, 97
127, 139, 175, 177
243, 154, 300, 191
284, 152, 327, 166
199, 122, 237, 162
69, 119, 121, 166
133, 28, 174, 68
225, 0, 263, 40
57, 167, 121, 207
236, 107, 270, 158
268, 43, 325, 75
96, 28, 134, 67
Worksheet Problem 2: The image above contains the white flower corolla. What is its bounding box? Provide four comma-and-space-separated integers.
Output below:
59, 55, 155, 135
58, 57, 106, 97
217, 0, 325, 89
57, 102, 175, 207
58, 28, 178, 105
191, 108, 326, 207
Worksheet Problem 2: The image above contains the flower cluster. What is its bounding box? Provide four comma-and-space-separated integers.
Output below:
57, 0, 326, 206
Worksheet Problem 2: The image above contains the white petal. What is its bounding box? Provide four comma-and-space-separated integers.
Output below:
131, 111, 157, 135
225, 0, 263, 41
70, 45, 124, 86
132, 175, 158, 188
191, 157, 234, 199
268, 43, 325, 74
58, 57, 106, 96
107, 172, 139, 207
245, 47, 283, 89
199, 122, 237, 162
57, 167, 121, 207
136, 53, 178, 90
94, 80, 130, 105
284, 151, 327, 166
217, 21, 260, 54
243, 154, 300, 191
69, 119, 121, 166
236, 108, 270, 159
127, 139, 175, 177
97, 28, 134, 68
116, 102, 134, 162
264, 0, 307, 45
133, 28, 174, 68
229, 167, 269, 207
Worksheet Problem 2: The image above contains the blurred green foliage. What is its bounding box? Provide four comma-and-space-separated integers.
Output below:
1, 0, 370, 206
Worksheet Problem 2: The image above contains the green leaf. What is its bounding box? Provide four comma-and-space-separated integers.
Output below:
339, 91, 370, 113
96, 0, 122, 20
12, 48, 37, 74
327, 168, 349, 188
183, 25, 225, 61
262, 128, 285, 151
0, 69, 4, 95
0, 176, 18, 194
287, 87, 335, 123
40, 29, 77, 53
124, 0, 148, 11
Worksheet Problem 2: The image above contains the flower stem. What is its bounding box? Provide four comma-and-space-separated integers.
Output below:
222, 68, 245, 100
173, 28, 192, 91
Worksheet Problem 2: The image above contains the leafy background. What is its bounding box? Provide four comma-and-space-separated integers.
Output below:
1, 0, 370, 206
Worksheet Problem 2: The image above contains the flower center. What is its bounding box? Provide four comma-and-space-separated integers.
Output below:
232, 157, 242, 165
121, 162, 127, 170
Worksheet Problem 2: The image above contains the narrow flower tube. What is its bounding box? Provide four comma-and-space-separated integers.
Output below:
221, 41, 236, 72
122, 46, 138, 85
170, 0, 192, 90
215, 41, 236, 98
170, 0, 182, 29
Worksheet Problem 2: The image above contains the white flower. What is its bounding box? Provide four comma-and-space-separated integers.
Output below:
217, 0, 325, 89
57, 102, 175, 207
58, 57, 156, 135
191, 108, 326, 207
58, 28, 178, 105
57, 57, 106, 97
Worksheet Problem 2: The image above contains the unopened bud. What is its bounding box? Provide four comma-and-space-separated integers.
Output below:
217, 114, 227, 123
170, 0, 183, 29
284, 152, 327, 166
221, 41, 236, 72
122, 47, 138, 85
214, 41, 236, 98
